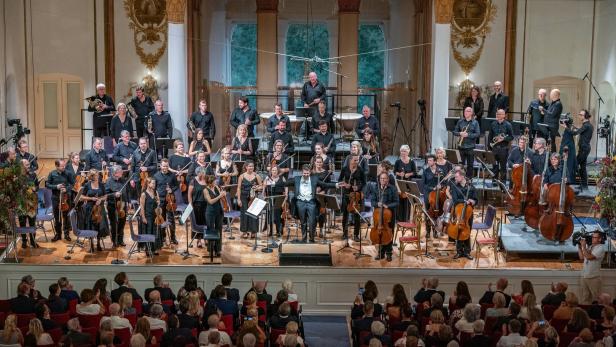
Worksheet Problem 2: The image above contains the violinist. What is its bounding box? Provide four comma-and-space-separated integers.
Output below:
367, 172, 399, 262
266, 140, 290, 179
18, 159, 40, 248
447, 170, 477, 260
153, 159, 179, 245
188, 151, 214, 182
188, 128, 212, 159
46, 159, 73, 242
394, 145, 417, 222
266, 103, 291, 134
203, 175, 227, 257
488, 109, 514, 181
360, 128, 379, 165
343, 141, 368, 175
130, 137, 158, 193
270, 119, 294, 154
139, 177, 159, 256
310, 143, 333, 171
231, 124, 253, 161
105, 165, 128, 247
109, 103, 135, 143
188, 166, 208, 248
85, 137, 107, 171
16, 140, 39, 172
422, 155, 441, 239
311, 101, 335, 135
453, 107, 481, 177
169, 140, 192, 196
112, 130, 137, 171
215, 146, 238, 186
66, 151, 85, 191
312, 156, 332, 235
236, 161, 262, 239
435, 147, 453, 174
188, 99, 216, 146
543, 153, 564, 191
339, 156, 366, 242
82, 169, 107, 252
311, 121, 335, 156
263, 165, 288, 238
507, 136, 533, 171
530, 137, 548, 176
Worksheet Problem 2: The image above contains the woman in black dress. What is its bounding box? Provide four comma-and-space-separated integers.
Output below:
82, 169, 107, 252
203, 175, 226, 257
310, 143, 333, 171
188, 151, 213, 182
360, 128, 379, 165
266, 140, 291, 178
168, 140, 192, 201
236, 161, 262, 238
139, 177, 158, 256
312, 156, 333, 234
435, 147, 454, 175
188, 166, 207, 248
231, 124, 253, 161
263, 165, 288, 238
394, 145, 417, 222
109, 103, 135, 144
463, 86, 484, 121
188, 128, 212, 159
215, 146, 238, 186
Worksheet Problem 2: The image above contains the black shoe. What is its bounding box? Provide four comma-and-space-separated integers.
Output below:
153, 251, 160, 256
386, 255, 393, 262
65, 235, 72, 242
97, 244, 103, 252
51, 235, 61, 242
21, 241, 28, 249
171, 239, 179, 245
453, 253, 462, 259
31, 241, 39, 248
119, 242, 126, 247
433, 231, 438, 238
464, 254, 474, 260
309, 239, 315, 243
374, 255, 382, 260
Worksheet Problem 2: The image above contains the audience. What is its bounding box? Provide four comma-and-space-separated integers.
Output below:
241, 291, 265, 317
20, 275, 44, 302
93, 278, 111, 307
198, 314, 232, 346
119, 292, 136, 315
394, 324, 424, 347
449, 281, 471, 310
270, 302, 298, 330
58, 277, 80, 303
363, 321, 392, 347
387, 284, 410, 320
9, 282, 36, 314
34, 303, 58, 331
552, 292, 579, 320
275, 321, 304, 347
146, 304, 167, 332
568, 328, 595, 347
177, 298, 200, 330
133, 317, 156, 344
177, 274, 207, 302
589, 293, 613, 320
282, 280, 299, 303
414, 278, 445, 305
495, 302, 526, 335
160, 315, 197, 347
26, 318, 53, 345
448, 295, 470, 325
541, 282, 568, 307
237, 319, 266, 346
512, 279, 535, 305
145, 274, 176, 302
64, 318, 92, 346
454, 303, 482, 335
486, 292, 509, 318
423, 310, 447, 346
352, 300, 376, 342
47, 283, 68, 313
245, 280, 272, 304
537, 326, 559, 347
187, 291, 204, 319
469, 320, 489, 345
100, 303, 132, 332
76, 288, 105, 315
352, 281, 384, 319
496, 319, 527, 347
97, 320, 122, 346
519, 292, 538, 320
220, 273, 240, 303
479, 278, 512, 307
0, 314, 24, 345
207, 284, 239, 320
111, 272, 142, 303
242, 333, 257, 347
423, 293, 448, 318
596, 306, 615, 333
565, 307, 592, 333
145, 289, 173, 315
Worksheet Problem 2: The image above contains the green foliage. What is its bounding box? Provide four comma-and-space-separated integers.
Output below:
358, 24, 385, 111
0, 162, 32, 231
286, 24, 330, 88
230, 24, 257, 86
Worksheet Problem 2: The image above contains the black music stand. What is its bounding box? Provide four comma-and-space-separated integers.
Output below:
317, 194, 339, 244
512, 121, 530, 136
263, 194, 286, 253
445, 117, 459, 146
445, 149, 460, 164
155, 138, 174, 159
295, 107, 312, 143
337, 202, 370, 259
474, 150, 497, 221
99, 114, 114, 137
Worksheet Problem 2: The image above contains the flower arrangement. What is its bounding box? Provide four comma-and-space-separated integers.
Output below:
0, 162, 33, 231
594, 156, 616, 220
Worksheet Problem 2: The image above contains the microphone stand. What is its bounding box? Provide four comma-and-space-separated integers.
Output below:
583, 73, 605, 161
476, 157, 496, 222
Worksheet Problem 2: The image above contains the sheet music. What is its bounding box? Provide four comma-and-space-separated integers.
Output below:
181, 203, 194, 224
247, 198, 267, 217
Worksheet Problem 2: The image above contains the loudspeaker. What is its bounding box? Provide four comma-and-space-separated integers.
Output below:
278, 243, 332, 266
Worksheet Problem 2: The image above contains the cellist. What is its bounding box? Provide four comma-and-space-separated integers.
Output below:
507, 136, 533, 173
422, 155, 441, 239
543, 153, 564, 191
367, 172, 399, 262
448, 170, 477, 260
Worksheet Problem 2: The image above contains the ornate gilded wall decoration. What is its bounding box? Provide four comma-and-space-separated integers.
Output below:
124, 0, 168, 70
450, 0, 496, 75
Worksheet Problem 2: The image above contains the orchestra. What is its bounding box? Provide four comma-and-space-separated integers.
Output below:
88, 83, 116, 138
128, 86, 155, 138
188, 99, 216, 146
110, 103, 135, 143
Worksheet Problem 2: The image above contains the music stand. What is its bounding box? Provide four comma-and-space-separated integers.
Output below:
512, 121, 530, 136
317, 194, 339, 244
445, 117, 459, 146
155, 138, 174, 159
295, 107, 312, 142
473, 150, 496, 221
99, 114, 114, 137
445, 149, 461, 164
247, 197, 267, 251
262, 194, 286, 253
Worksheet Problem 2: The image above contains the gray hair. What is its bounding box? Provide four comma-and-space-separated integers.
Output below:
153, 274, 163, 286
150, 304, 163, 318
431, 293, 443, 307
282, 280, 293, 291
67, 318, 80, 331
463, 303, 480, 323
400, 144, 410, 153
120, 130, 130, 137
242, 333, 257, 347
371, 320, 386, 336
472, 319, 484, 333
96, 83, 106, 90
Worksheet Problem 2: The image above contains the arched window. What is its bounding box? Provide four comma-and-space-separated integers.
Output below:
230, 23, 257, 86
358, 24, 385, 109
285, 23, 330, 87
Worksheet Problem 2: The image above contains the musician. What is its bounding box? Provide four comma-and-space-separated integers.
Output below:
188, 167, 207, 248
105, 165, 128, 247
311, 101, 335, 134
453, 107, 481, 177
215, 146, 238, 185
312, 156, 332, 235
188, 151, 214, 183
266, 140, 291, 178
270, 120, 294, 154
310, 143, 333, 171
448, 170, 477, 260
0, 146, 16, 168
112, 131, 138, 171
203, 175, 227, 257
82, 169, 107, 252
559, 117, 577, 185
487, 81, 509, 118
572, 110, 594, 191
16, 140, 38, 172
188, 99, 216, 145
139, 177, 159, 256
435, 147, 453, 174
463, 86, 484, 122
188, 128, 212, 159
301, 72, 326, 114
530, 137, 548, 176
289, 164, 338, 243
46, 159, 73, 242
543, 153, 563, 190
128, 86, 154, 138
153, 159, 179, 245
507, 136, 533, 171
527, 89, 549, 140
169, 140, 192, 177
267, 103, 291, 134
360, 128, 379, 165
488, 109, 514, 181
311, 121, 335, 156
230, 97, 259, 138
88, 83, 115, 138
129, 137, 158, 193
339, 156, 366, 242
85, 137, 107, 171
66, 152, 85, 193
543, 89, 563, 152
236, 161, 262, 239
263, 165, 288, 238
367, 172, 399, 262
18, 159, 39, 248
377, 161, 396, 188
147, 100, 174, 157
231, 124, 253, 161
355, 105, 380, 138
344, 141, 368, 175
110, 103, 135, 143
422, 155, 441, 239
394, 145, 417, 221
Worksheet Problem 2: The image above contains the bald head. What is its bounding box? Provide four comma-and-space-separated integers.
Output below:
309, 72, 317, 84
109, 303, 120, 316
494, 81, 502, 93
149, 290, 161, 303
550, 89, 560, 101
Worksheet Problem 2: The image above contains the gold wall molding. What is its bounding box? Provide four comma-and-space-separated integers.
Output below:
450, 0, 496, 75
435, 0, 454, 24
166, 0, 186, 23
123, 0, 168, 70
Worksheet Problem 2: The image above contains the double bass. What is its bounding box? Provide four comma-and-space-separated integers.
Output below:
447, 184, 474, 242
524, 146, 551, 229
507, 129, 534, 216
428, 171, 447, 220
538, 147, 575, 242
370, 187, 394, 246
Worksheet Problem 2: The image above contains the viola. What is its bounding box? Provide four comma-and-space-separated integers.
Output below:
155, 193, 165, 226
73, 175, 85, 193
538, 147, 575, 242
91, 201, 103, 224
140, 171, 149, 189
220, 187, 230, 213
166, 187, 177, 212
116, 199, 126, 219
507, 129, 534, 216
179, 174, 187, 192
60, 190, 70, 212
369, 188, 394, 246
347, 191, 363, 213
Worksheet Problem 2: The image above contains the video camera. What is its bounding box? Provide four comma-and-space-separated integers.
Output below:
7, 118, 31, 145
598, 115, 611, 139
559, 113, 573, 127
572, 229, 606, 247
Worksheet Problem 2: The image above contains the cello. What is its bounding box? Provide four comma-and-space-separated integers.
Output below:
538, 147, 575, 242
428, 171, 447, 220
507, 129, 534, 216
447, 184, 474, 243
369, 187, 394, 246
524, 146, 551, 229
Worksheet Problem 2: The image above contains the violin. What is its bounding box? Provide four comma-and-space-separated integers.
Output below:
102, 164, 109, 183
60, 190, 70, 212
446, 185, 473, 242
507, 129, 534, 216
116, 199, 126, 219
179, 174, 187, 192
165, 184, 177, 211
369, 187, 394, 246
140, 170, 149, 189
345, 179, 363, 213
155, 193, 165, 226
220, 186, 230, 213
524, 146, 551, 229
538, 147, 575, 242
73, 175, 85, 193
428, 172, 446, 219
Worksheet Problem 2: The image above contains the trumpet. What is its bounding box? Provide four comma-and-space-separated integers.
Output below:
490, 133, 506, 148
147, 116, 153, 134
458, 124, 470, 146
85, 96, 105, 113
127, 102, 137, 119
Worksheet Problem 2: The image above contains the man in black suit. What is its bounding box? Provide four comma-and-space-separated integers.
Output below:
311, 121, 336, 156
47, 283, 68, 313
269, 302, 298, 330
469, 320, 491, 346
543, 89, 562, 152
111, 272, 142, 303
144, 274, 176, 303
487, 81, 509, 118
413, 278, 446, 305
289, 164, 339, 243
221, 273, 240, 303
207, 285, 239, 322
229, 96, 259, 138
478, 278, 512, 307
10, 283, 36, 314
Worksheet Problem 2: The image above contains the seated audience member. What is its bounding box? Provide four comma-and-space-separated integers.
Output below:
146, 304, 167, 332
93, 278, 111, 308
454, 304, 482, 335
0, 314, 24, 345
10, 282, 36, 314
495, 302, 525, 335
119, 292, 136, 315
244, 280, 272, 304
352, 300, 376, 342
111, 272, 142, 303
100, 303, 132, 332
596, 306, 615, 333
97, 320, 122, 346
284, 334, 302, 347
512, 279, 535, 305
352, 285, 384, 320
270, 289, 289, 318
160, 315, 197, 347
588, 293, 613, 320
275, 321, 304, 347
448, 295, 470, 325
130, 333, 146, 347
47, 283, 68, 313
145, 289, 173, 315
241, 291, 265, 317
519, 293, 538, 320
64, 318, 92, 346
479, 278, 512, 307
204, 330, 221, 347
541, 282, 568, 307
486, 292, 509, 318
198, 314, 232, 346
211, 273, 240, 303
207, 285, 239, 320
424, 321, 454, 347
414, 278, 445, 305
423, 310, 446, 343
238, 320, 266, 346
76, 288, 105, 315
21, 275, 45, 301
58, 276, 80, 302
26, 318, 53, 345
133, 317, 156, 345
270, 302, 298, 330
469, 320, 490, 346
186, 291, 204, 320
282, 280, 299, 303
525, 307, 548, 338
394, 324, 424, 347
177, 274, 207, 302
565, 308, 592, 333
362, 321, 392, 347
177, 298, 200, 330
496, 319, 527, 347
423, 293, 448, 319
568, 328, 595, 347
35, 303, 59, 331
391, 305, 415, 332
552, 292, 579, 320
145, 274, 176, 303
387, 284, 410, 321
449, 281, 471, 310
536, 326, 559, 347
242, 333, 257, 347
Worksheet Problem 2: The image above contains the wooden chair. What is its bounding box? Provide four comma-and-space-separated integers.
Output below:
398, 203, 423, 261
472, 205, 500, 266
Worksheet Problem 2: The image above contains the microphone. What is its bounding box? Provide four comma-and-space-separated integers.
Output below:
476, 157, 495, 178
582, 72, 589, 81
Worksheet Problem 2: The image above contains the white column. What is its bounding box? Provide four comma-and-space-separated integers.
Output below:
430, 22, 451, 151
168, 23, 187, 142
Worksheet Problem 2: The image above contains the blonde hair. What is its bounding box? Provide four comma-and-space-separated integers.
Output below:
119, 292, 133, 312
28, 318, 44, 339
430, 309, 445, 324
236, 124, 248, 137
246, 291, 257, 305
282, 280, 293, 292
285, 321, 299, 334
188, 291, 201, 316
2, 314, 18, 342
522, 293, 537, 311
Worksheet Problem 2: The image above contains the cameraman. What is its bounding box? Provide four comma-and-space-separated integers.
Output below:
571, 110, 594, 192
578, 231, 605, 304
